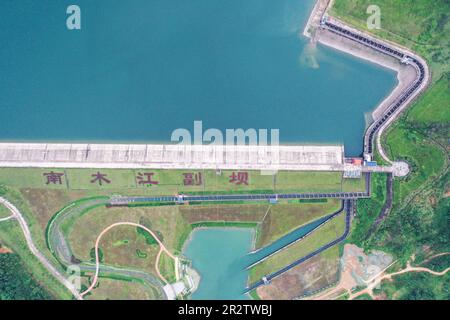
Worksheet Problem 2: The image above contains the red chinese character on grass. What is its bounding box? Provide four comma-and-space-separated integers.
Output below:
183, 172, 203, 186
229, 171, 249, 185
43, 171, 64, 185
136, 172, 159, 186
90, 172, 111, 186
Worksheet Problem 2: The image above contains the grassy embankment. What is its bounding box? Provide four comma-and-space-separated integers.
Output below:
0, 204, 10, 219
0, 249, 55, 300
0, 168, 360, 299
0, 219, 72, 299
83, 277, 159, 300
331, 0, 450, 79
63, 200, 341, 285
346, 173, 387, 247
332, 0, 450, 299
0, 169, 365, 195
249, 212, 346, 283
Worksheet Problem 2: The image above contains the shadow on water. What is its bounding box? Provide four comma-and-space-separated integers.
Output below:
299, 42, 320, 69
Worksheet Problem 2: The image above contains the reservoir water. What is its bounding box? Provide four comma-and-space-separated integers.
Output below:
183, 212, 339, 299
0, 0, 397, 155
183, 228, 254, 300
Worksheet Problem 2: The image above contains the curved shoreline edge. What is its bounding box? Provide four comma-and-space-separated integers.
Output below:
303, 0, 431, 165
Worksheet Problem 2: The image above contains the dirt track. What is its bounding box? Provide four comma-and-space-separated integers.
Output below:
80, 221, 177, 297
312, 252, 450, 300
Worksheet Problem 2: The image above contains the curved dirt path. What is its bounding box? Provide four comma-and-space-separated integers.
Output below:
0, 197, 82, 300
350, 262, 450, 300
80, 221, 176, 297
312, 252, 450, 300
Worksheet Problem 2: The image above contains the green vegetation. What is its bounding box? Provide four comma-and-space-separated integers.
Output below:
407, 75, 450, 124
332, 0, 450, 79
112, 239, 129, 247
354, 293, 373, 300
0, 168, 361, 300
1, 172, 346, 300
336, 291, 350, 300
0, 220, 72, 299
248, 290, 261, 300
90, 247, 104, 263
135, 249, 148, 258
347, 173, 386, 246
84, 277, 160, 300
0, 205, 10, 219
158, 252, 177, 284
275, 171, 341, 193
0, 253, 54, 300
384, 126, 445, 202
380, 272, 449, 300
191, 221, 258, 228
371, 74, 449, 264
421, 254, 450, 273
341, 176, 367, 192
256, 200, 341, 248
49, 196, 341, 295
332, 0, 450, 300
0, 168, 365, 195
136, 226, 158, 245
249, 213, 346, 283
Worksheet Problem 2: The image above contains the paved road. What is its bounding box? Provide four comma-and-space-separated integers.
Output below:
46, 197, 168, 300
80, 221, 177, 297
0, 196, 82, 300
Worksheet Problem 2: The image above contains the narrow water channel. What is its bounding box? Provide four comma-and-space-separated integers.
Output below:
182, 212, 337, 299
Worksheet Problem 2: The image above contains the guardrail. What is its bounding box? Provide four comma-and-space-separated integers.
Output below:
322, 21, 426, 156
244, 199, 353, 293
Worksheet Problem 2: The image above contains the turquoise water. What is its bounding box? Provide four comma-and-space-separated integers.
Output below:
183, 213, 334, 299
0, 0, 397, 155
243, 213, 333, 268
183, 228, 254, 300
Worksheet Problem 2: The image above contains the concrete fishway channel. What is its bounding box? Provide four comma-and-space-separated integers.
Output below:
245, 200, 354, 293
243, 203, 346, 270
3, 5, 426, 299
110, 173, 371, 206
4, 15, 418, 300
46, 181, 368, 298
